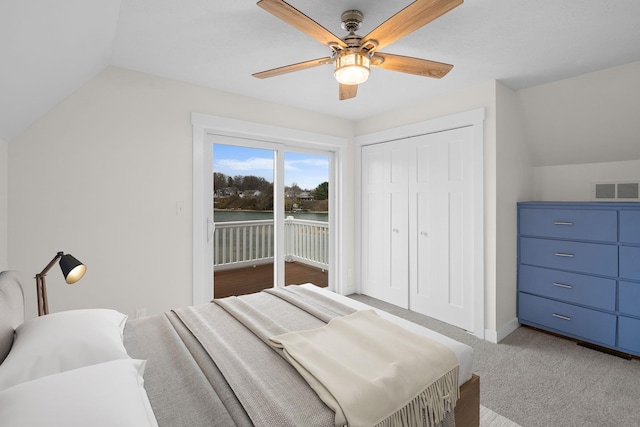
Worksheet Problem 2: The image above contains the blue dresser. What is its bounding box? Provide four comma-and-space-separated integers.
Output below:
517, 202, 640, 356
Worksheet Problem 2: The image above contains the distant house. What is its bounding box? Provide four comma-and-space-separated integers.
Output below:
215, 187, 239, 198
298, 191, 313, 201
239, 190, 261, 198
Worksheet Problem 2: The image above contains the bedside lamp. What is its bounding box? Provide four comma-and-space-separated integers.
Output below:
35, 251, 86, 316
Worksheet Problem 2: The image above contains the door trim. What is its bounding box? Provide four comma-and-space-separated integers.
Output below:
354, 108, 485, 339
191, 113, 347, 305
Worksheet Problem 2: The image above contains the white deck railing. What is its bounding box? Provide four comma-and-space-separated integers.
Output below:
213, 217, 329, 271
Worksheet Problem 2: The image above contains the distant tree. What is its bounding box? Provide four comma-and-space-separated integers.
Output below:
284, 198, 295, 211
243, 175, 271, 192
214, 173, 276, 208
255, 185, 274, 210
288, 182, 302, 199
314, 181, 329, 200
233, 175, 245, 190
213, 172, 227, 191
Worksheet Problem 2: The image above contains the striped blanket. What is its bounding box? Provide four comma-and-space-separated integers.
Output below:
171, 285, 458, 427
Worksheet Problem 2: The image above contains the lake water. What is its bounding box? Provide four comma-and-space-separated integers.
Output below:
214, 210, 328, 222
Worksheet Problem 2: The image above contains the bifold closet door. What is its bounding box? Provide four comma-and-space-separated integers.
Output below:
360, 141, 409, 308
408, 126, 475, 332
360, 126, 477, 331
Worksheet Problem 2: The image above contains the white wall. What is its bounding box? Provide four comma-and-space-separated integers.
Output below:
355, 81, 501, 337
0, 138, 7, 270
9, 66, 353, 319
519, 61, 640, 167
494, 82, 533, 340
534, 160, 640, 201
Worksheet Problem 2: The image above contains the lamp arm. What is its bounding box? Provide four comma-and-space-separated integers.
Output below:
35, 251, 63, 316
37, 251, 64, 278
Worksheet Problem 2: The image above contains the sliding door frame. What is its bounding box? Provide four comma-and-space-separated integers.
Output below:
192, 113, 347, 305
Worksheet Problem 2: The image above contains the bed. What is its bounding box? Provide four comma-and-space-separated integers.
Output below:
0, 270, 479, 426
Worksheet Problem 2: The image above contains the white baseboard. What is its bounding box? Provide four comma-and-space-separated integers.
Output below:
485, 318, 520, 344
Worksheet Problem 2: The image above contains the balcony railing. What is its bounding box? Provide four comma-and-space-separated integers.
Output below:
213, 216, 329, 271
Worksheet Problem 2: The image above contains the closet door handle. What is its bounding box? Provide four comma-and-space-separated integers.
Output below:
553, 282, 573, 289
552, 313, 571, 321
554, 253, 574, 258
554, 221, 574, 226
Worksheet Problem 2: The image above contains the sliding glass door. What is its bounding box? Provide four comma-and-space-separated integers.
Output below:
283, 151, 330, 289
210, 140, 330, 298
213, 144, 275, 298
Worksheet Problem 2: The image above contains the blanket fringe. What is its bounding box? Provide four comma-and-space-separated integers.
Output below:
374, 367, 459, 427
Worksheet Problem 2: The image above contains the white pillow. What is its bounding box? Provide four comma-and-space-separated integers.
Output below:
0, 309, 129, 390
0, 359, 158, 427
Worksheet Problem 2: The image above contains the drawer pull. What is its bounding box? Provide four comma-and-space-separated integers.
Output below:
553, 282, 573, 289
554, 221, 574, 226
552, 313, 572, 321
554, 253, 574, 258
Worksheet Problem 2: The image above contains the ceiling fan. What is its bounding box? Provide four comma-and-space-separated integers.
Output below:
253, 0, 463, 100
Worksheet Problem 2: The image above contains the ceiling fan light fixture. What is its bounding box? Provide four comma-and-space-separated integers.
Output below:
334, 51, 370, 85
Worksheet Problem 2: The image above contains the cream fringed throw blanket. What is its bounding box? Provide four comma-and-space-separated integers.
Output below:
270, 309, 459, 427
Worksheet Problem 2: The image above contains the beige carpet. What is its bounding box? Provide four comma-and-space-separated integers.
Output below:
350, 293, 640, 426
481, 405, 521, 427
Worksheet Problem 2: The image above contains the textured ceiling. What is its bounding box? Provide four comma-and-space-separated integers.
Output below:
2, 0, 640, 141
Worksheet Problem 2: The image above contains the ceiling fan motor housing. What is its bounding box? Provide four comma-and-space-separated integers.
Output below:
341, 10, 363, 33
343, 33, 363, 48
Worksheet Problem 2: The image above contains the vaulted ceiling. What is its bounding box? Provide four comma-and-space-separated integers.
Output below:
2, 0, 640, 142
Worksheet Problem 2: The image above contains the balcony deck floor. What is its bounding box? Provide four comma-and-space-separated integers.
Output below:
214, 261, 328, 299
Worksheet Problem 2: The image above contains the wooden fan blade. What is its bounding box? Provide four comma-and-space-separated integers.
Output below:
362, 0, 463, 51
339, 84, 358, 100
374, 53, 453, 78
253, 57, 332, 79
257, 0, 347, 48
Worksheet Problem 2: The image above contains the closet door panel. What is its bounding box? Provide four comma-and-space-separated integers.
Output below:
413, 141, 445, 304
361, 143, 409, 308
410, 127, 475, 331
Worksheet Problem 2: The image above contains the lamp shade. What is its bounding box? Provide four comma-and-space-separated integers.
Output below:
59, 254, 86, 284
334, 50, 370, 85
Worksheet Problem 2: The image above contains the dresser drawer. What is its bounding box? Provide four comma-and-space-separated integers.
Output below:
620, 246, 640, 281
519, 237, 618, 277
618, 316, 640, 355
518, 293, 616, 346
519, 208, 617, 242
518, 265, 616, 311
620, 211, 640, 244
619, 281, 640, 317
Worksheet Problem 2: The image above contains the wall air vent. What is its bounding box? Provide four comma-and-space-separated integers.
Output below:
592, 181, 640, 201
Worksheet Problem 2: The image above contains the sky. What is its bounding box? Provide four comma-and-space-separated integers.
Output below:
213, 144, 329, 191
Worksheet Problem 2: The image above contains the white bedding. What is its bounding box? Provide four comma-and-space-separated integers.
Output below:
0, 270, 473, 427
300, 283, 474, 386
